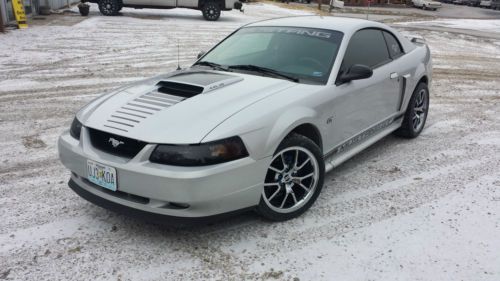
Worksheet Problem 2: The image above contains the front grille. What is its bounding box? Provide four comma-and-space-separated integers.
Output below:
87, 127, 147, 158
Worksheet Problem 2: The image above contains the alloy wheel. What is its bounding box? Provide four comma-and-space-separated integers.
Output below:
262, 146, 319, 214
412, 88, 428, 132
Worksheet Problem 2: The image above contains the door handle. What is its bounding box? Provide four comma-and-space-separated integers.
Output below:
390, 72, 399, 79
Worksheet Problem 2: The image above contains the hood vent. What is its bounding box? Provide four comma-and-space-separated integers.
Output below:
156, 81, 204, 98
104, 90, 185, 133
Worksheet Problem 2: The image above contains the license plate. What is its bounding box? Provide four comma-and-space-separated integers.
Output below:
87, 160, 117, 191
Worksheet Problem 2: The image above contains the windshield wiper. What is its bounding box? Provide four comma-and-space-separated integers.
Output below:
193, 61, 231, 72
228, 64, 299, 82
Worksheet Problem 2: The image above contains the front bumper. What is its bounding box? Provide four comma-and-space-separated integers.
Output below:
67, 178, 254, 226
58, 127, 271, 221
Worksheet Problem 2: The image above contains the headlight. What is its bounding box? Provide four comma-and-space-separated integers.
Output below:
69, 117, 83, 140
149, 136, 249, 166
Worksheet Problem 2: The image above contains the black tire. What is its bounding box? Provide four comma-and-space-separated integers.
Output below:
257, 133, 325, 221
394, 82, 430, 138
202, 1, 221, 21
98, 0, 122, 16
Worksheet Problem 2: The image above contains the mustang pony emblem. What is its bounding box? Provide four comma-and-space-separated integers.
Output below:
108, 137, 124, 148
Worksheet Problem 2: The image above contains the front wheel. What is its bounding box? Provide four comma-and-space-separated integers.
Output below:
257, 133, 325, 221
98, 0, 122, 15
202, 2, 221, 21
394, 82, 430, 138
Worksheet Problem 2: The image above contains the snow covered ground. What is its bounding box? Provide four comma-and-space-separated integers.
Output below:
1, 4, 500, 280
395, 19, 500, 34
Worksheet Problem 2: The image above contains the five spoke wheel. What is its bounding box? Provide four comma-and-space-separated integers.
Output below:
262, 146, 319, 214
394, 82, 429, 138
412, 88, 428, 132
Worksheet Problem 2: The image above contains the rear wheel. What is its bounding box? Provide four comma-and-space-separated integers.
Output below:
98, 0, 122, 15
202, 1, 221, 21
257, 134, 325, 221
394, 82, 430, 138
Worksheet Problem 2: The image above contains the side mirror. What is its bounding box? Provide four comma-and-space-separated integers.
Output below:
197, 51, 206, 59
336, 64, 373, 85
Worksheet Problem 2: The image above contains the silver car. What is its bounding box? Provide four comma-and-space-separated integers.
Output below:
58, 16, 431, 224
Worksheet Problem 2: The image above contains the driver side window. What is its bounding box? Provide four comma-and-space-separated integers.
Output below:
340, 29, 391, 74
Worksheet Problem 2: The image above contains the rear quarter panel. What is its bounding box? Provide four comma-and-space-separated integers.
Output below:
398, 43, 431, 113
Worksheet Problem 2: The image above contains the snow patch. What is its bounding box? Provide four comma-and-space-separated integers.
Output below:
0, 79, 44, 92
396, 19, 500, 34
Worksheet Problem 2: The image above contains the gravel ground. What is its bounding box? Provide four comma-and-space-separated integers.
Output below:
1, 3, 500, 280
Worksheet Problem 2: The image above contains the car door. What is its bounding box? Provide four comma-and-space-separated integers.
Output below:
327, 28, 400, 150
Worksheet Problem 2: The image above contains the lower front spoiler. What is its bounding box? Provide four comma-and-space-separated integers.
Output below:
68, 179, 255, 227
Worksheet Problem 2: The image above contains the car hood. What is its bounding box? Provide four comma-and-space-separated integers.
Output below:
79, 69, 297, 144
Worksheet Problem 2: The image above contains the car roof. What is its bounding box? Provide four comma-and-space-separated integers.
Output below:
245, 16, 416, 53
246, 16, 387, 34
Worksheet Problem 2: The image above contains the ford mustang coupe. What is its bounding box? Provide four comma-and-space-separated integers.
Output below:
58, 16, 431, 224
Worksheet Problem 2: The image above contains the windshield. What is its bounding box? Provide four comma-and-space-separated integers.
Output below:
195, 26, 344, 84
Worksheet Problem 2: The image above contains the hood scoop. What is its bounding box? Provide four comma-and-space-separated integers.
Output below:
156, 71, 244, 97
157, 81, 204, 98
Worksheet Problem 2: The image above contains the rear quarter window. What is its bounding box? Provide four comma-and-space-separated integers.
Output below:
383, 31, 404, 59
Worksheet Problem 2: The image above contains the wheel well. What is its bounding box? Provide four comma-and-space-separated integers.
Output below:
288, 124, 323, 152
418, 75, 428, 85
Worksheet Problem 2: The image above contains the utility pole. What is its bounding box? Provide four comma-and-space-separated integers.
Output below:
0, 3, 5, 33
366, 0, 370, 20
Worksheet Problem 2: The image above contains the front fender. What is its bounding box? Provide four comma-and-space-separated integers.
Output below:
202, 83, 327, 160
264, 107, 320, 156
202, 103, 323, 160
